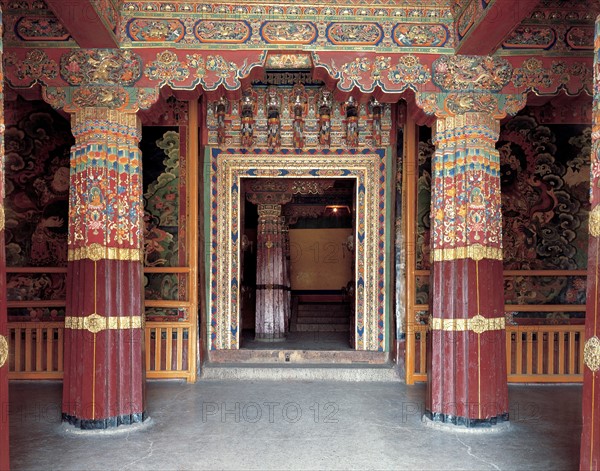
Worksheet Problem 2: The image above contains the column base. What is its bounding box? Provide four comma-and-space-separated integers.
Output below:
423, 411, 509, 430
62, 411, 148, 430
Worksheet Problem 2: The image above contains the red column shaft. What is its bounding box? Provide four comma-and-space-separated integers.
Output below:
580, 15, 600, 470
0, 5, 10, 465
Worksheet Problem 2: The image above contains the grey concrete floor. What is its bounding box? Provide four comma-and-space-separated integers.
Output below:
9, 380, 581, 471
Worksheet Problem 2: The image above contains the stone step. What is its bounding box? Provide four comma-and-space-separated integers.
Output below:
209, 349, 388, 365
297, 304, 349, 310
296, 317, 349, 324
293, 324, 351, 332
200, 363, 401, 382
296, 309, 350, 318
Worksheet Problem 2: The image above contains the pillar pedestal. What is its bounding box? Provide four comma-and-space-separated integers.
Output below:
62, 108, 146, 429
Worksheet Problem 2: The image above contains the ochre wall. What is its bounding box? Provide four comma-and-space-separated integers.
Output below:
289, 228, 353, 291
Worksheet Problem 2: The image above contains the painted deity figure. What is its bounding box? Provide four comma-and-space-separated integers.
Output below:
266, 87, 281, 150
291, 85, 307, 149
216, 96, 228, 147
318, 90, 332, 147
345, 96, 359, 148
369, 97, 382, 147
240, 91, 255, 149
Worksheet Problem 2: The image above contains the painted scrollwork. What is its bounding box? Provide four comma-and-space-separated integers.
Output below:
445, 92, 499, 115
432, 55, 512, 92
60, 50, 142, 86
4, 49, 58, 85
144, 50, 190, 86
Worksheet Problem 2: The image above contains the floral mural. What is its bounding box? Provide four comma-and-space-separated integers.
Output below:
140, 126, 188, 321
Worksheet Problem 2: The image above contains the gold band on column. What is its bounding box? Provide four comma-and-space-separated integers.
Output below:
589, 205, 600, 238
431, 245, 502, 262
0, 206, 5, 232
584, 336, 600, 372
0, 335, 8, 368
429, 314, 505, 334
64, 314, 144, 334
68, 244, 143, 262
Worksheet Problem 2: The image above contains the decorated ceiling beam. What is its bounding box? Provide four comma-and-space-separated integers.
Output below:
2, 47, 594, 112
44, 0, 119, 48
454, 0, 540, 55
118, 1, 454, 53
4, 1, 597, 56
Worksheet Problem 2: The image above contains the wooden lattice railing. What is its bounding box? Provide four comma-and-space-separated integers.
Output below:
408, 323, 586, 384
7, 321, 193, 381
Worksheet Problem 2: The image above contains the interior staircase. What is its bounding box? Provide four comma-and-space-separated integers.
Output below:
289, 298, 351, 333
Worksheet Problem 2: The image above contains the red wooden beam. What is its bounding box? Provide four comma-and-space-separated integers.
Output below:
456, 0, 540, 55
45, 0, 118, 48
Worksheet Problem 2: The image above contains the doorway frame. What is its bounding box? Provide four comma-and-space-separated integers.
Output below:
207, 148, 389, 351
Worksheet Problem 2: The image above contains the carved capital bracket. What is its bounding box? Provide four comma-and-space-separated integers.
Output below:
43, 85, 160, 113
416, 91, 527, 119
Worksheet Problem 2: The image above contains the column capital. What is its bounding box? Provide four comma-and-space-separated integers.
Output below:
67, 107, 143, 263
416, 90, 527, 120
257, 204, 282, 219
70, 107, 142, 141
430, 109, 502, 263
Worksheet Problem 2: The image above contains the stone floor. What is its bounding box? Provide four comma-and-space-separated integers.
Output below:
9, 380, 582, 470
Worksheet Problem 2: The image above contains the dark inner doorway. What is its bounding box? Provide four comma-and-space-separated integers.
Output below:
240, 178, 356, 350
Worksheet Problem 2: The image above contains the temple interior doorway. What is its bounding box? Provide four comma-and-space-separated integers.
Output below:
240, 178, 356, 351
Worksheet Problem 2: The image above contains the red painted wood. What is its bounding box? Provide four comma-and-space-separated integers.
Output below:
427, 259, 508, 423
580, 16, 600, 469
456, 0, 540, 55
580, 234, 600, 470
62, 259, 145, 425
45, 0, 118, 48
0, 219, 9, 469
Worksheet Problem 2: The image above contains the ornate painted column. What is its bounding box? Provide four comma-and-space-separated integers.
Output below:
0, 4, 10, 466
255, 204, 288, 340
426, 110, 508, 427
580, 14, 600, 470
62, 108, 146, 429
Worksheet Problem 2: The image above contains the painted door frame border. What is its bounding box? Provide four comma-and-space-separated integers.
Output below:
207, 148, 388, 352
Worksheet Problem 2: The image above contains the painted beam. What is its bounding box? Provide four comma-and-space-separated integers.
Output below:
456, 0, 539, 55
45, 0, 118, 48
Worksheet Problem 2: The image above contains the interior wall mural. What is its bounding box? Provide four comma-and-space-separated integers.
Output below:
4, 99, 72, 268
140, 124, 189, 322
4, 99, 73, 321
416, 108, 591, 323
